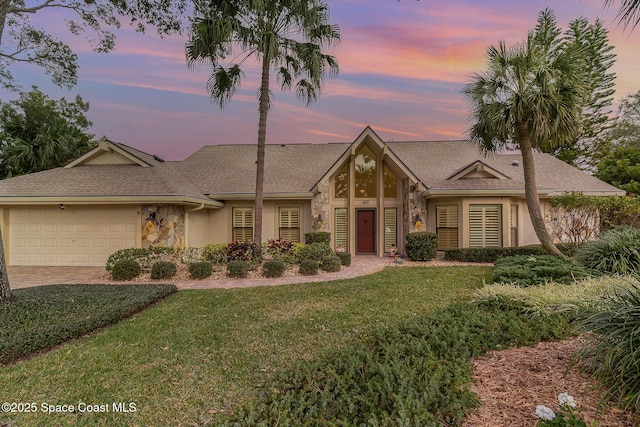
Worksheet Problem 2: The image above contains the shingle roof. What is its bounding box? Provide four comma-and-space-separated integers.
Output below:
0, 134, 623, 201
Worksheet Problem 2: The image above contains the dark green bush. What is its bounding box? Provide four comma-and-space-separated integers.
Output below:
201, 243, 227, 264
227, 260, 250, 278
299, 260, 319, 276
493, 255, 594, 286
262, 260, 286, 278
304, 232, 331, 244
322, 256, 342, 272
219, 300, 570, 426
297, 242, 335, 263
111, 260, 141, 281
150, 261, 177, 280
444, 244, 577, 263
405, 232, 438, 261
189, 262, 213, 279
336, 252, 351, 266
575, 227, 640, 275
0, 284, 177, 365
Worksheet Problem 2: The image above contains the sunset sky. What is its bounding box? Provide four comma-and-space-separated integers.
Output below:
5, 0, 640, 160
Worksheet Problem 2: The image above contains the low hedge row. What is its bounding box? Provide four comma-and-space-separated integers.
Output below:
0, 284, 177, 365
444, 244, 578, 263
492, 255, 596, 287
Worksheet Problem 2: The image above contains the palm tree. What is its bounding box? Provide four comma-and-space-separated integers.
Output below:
464, 9, 588, 256
605, 0, 640, 30
186, 0, 339, 252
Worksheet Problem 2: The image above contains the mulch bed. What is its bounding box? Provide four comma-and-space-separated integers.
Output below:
464, 336, 638, 426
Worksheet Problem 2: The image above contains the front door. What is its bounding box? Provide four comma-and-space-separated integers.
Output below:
357, 209, 376, 254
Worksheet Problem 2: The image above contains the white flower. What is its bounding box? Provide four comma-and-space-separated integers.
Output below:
535, 405, 556, 421
557, 392, 577, 408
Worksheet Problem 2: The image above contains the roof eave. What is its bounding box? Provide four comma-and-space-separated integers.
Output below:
207, 192, 314, 201
0, 195, 224, 208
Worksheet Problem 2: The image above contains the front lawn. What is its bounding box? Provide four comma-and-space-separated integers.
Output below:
0, 267, 491, 426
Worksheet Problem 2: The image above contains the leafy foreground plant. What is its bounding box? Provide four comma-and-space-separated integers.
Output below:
574, 227, 640, 276
219, 299, 571, 426
580, 284, 640, 411
0, 284, 176, 365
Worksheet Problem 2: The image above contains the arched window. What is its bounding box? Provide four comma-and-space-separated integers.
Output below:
355, 145, 377, 198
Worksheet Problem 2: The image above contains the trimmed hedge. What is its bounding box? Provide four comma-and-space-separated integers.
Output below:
305, 232, 331, 244
299, 260, 319, 276
297, 242, 335, 263
227, 260, 250, 278
263, 260, 286, 278
492, 255, 595, 287
0, 284, 177, 365
444, 244, 577, 263
111, 260, 141, 281
150, 261, 177, 280
336, 252, 351, 267
106, 247, 177, 272
189, 262, 213, 279
405, 232, 438, 261
322, 256, 342, 272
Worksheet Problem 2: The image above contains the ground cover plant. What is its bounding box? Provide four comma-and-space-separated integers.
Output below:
492, 255, 595, 287
0, 266, 491, 426
575, 227, 640, 276
0, 284, 177, 365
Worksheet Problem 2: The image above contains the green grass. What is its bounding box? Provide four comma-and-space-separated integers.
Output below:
0, 266, 490, 426
0, 284, 177, 365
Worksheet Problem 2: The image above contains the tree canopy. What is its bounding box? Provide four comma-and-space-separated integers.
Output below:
0, 0, 188, 90
0, 86, 96, 178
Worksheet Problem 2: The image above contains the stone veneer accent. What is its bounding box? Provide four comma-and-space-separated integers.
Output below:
311, 180, 330, 232
141, 205, 185, 248
409, 185, 426, 233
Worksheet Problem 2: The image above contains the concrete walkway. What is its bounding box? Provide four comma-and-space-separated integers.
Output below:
7, 256, 394, 290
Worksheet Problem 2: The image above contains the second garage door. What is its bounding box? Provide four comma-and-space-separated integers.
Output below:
9, 206, 138, 266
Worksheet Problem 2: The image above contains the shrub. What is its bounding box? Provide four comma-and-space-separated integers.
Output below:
201, 243, 228, 264
262, 238, 296, 264
492, 255, 594, 287
106, 247, 176, 272
405, 232, 437, 261
322, 256, 342, 272
580, 284, 640, 410
299, 260, 319, 276
189, 262, 213, 279
111, 260, 141, 281
227, 241, 259, 262
262, 260, 286, 278
444, 244, 577, 263
575, 227, 640, 276
297, 242, 335, 263
336, 252, 351, 267
227, 260, 250, 278
305, 232, 331, 244
150, 261, 177, 280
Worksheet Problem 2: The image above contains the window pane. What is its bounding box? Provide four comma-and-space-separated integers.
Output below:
334, 208, 348, 251
436, 205, 458, 250
355, 145, 377, 198
384, 208, 397, 252
469, 204, 502, 248
232, 207, 253, 242
384, 165, 397, 198
279, 208, 300, 242
334, 164, 348, 198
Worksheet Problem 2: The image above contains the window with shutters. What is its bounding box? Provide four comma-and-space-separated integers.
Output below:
469, 204, 502, 248
279, 207, 300, 242
384, 208, 397, 252
232, 207, 253, 241
510, 204, 518, 247
334, 208, 348, 251
436, 205, 458, 250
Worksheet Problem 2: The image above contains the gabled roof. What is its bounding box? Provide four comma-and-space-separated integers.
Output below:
0, 127, 624, 204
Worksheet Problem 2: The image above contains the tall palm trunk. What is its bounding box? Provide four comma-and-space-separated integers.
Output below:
0, 226, 10, 301
253, 54, 270, 256
516, 122, 564, 256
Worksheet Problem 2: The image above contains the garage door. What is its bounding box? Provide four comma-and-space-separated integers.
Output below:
9, 206, 138, 266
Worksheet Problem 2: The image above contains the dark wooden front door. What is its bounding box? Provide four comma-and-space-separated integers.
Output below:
357, 209, 376, 254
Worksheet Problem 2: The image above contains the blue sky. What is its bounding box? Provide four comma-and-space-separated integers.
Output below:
4, 0, 640, 160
